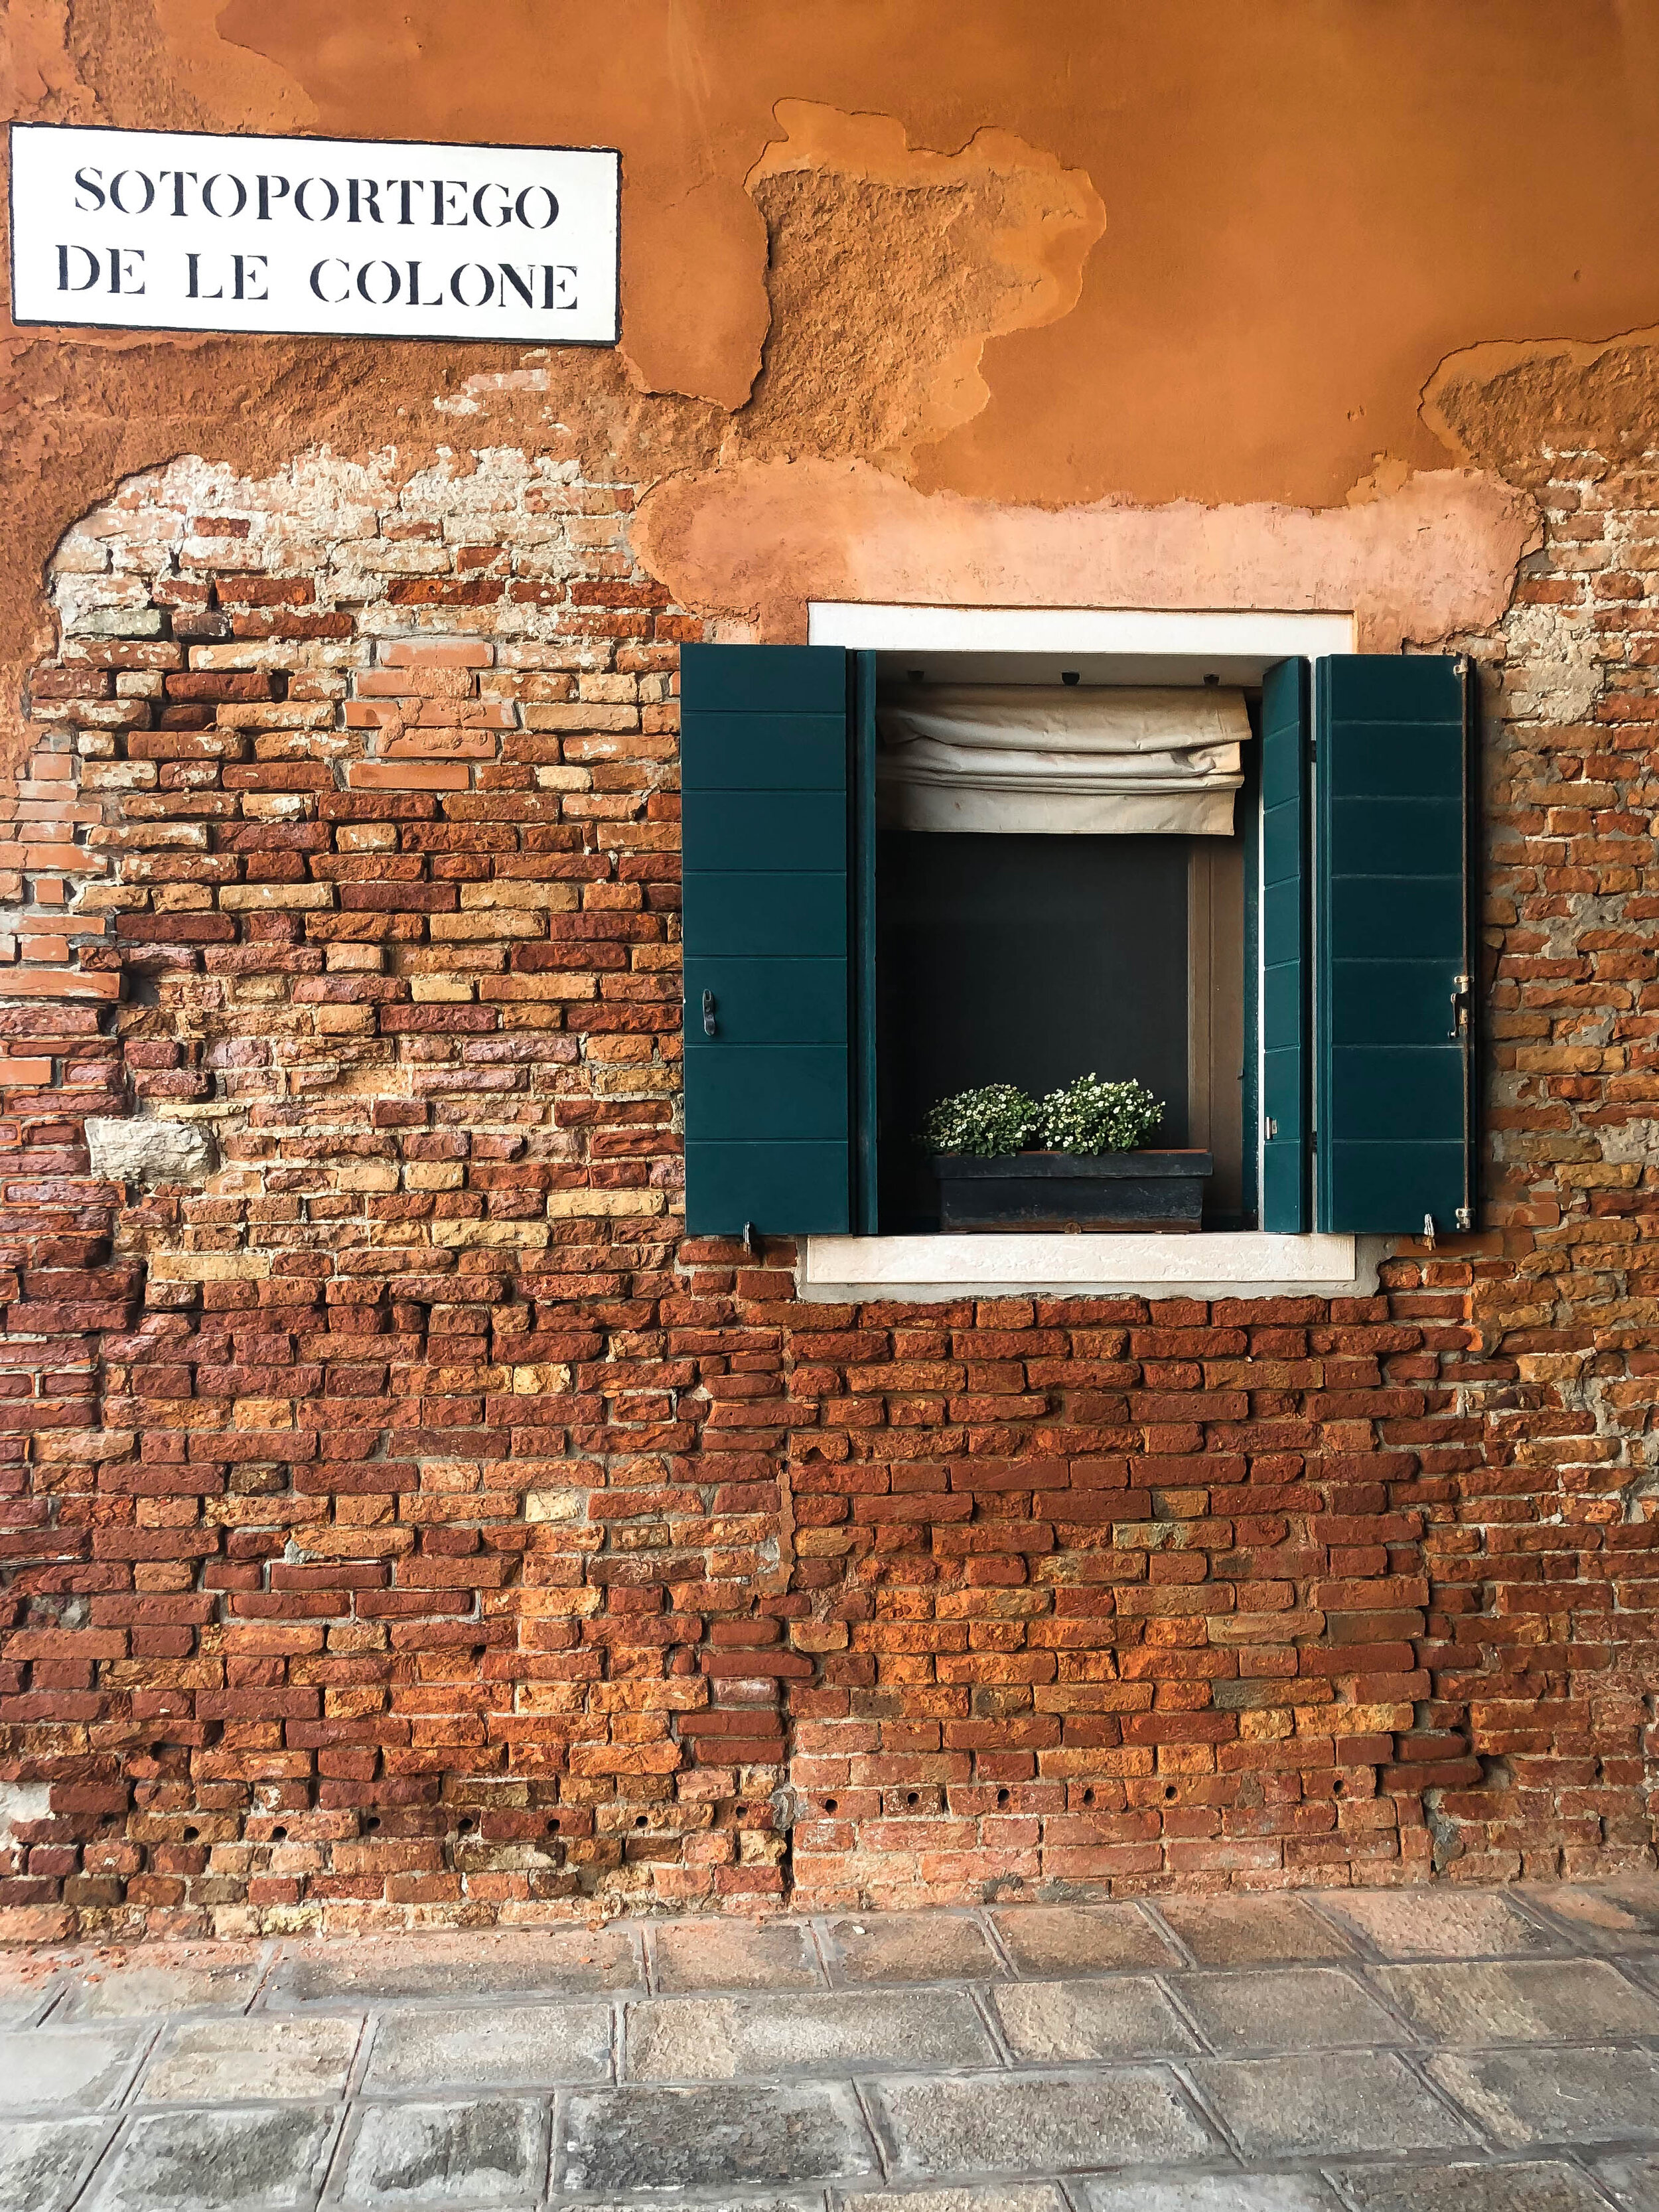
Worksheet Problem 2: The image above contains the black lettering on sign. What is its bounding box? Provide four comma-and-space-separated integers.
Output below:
201, 173, 249, 218
108, 170, 156, 215
356, 259, 401, 304
56, 244, 102, 291
295, 177, 340, 222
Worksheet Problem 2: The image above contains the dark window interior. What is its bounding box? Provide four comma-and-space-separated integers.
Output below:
877, 832, 1197, 1230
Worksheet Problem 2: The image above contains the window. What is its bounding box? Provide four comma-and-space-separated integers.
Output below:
679, 617, 1475, 1285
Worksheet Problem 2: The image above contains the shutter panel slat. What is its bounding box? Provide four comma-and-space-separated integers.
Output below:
1260, 658, 1311, 1232
1315, 654, 1473, 1235
681, 643, 855, 1236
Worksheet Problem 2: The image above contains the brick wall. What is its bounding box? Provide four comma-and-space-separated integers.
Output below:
0, 441, 1652, 1942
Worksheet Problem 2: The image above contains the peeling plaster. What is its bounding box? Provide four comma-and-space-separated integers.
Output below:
733, 102, 1105, 471
1423, 323, 1659, 487
632, 457, 1541, 648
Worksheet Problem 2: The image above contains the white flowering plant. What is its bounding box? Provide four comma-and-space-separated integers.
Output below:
920, 1083, 1041, 1156
922, 1073, 1164, 1156
1036, 1072, 1163, 1154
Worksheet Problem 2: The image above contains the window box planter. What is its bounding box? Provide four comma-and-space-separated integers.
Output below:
931, 1149, 1213, 1232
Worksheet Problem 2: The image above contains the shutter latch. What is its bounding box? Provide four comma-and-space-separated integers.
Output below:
1422, 1212, 1436, 1250
702, 989, 717, 1037
1449, 974, 1470, 1039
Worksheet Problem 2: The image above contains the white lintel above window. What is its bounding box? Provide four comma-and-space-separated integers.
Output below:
800, 1232, 1384, 1303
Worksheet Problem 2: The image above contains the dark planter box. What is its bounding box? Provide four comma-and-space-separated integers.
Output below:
932, 1149, 1213, 1232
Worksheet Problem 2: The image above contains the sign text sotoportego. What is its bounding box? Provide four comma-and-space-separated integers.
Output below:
8, 123, 620, 345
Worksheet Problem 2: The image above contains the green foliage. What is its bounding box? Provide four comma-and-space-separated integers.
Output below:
921, 1073, 1164, 1156
1036, 1072, 1164, 1155
920, 1083, 1041, 1157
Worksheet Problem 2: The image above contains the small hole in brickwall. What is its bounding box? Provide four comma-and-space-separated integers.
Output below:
824, 1797, 839, 1814
734, 1803, 746, 1818
545, 1817, 560, 1836
634, 1815, 648, 1830
1162, 1784, 1177, 1802
364, 1816, 382, 1832
1082, 1787, 1096, 1808
149, 1743, 164, 1760
1332, 1779, 1344, 1798
182, 1826, 199, 1843
995, 1788, 1010, 1808
270, 1826, 287, 1842
457, 1816, 476, 1835
905, 1791, 919, 1808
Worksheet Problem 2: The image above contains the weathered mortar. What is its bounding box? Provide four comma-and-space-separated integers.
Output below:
1, 0, 1658, 1942
0, 417, 1648, 1941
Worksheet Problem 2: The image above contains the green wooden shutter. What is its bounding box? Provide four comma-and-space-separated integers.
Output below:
680, 643, 857, 1236
1260, 658, 1311, 1232
1314, 653, 1473, 1234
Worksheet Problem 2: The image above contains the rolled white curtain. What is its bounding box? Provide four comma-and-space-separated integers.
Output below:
875, 683, 1249, 835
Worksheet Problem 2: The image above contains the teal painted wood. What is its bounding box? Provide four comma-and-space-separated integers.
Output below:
1314, 653, 1472, 1234
680, 642, 854, 1236
1260, 658, 1310, 1232
853, 650, 881, 1234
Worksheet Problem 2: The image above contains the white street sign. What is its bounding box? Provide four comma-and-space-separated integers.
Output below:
9, 123, 620, 345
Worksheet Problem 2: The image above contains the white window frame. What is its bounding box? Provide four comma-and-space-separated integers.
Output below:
799, 601, 1372, 1300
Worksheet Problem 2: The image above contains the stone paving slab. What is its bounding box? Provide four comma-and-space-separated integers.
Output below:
140, 2015, 361, 2104
90, 2104, 341, 2212
651, 1920, 824, 1995
264, 1928, 640, 2010
1373, 1958, 1659, 2045
1427, 2043, 1659, 2149
0, 1877, 1656, 2207
1598, 2150, 1659, 2207
989, 1976, 1199, 2061
561, 2082, 880, 2192
988, 1905, 1177, 1977
57, 1957, 264, 2022
1526, 1882, 1659, 1952
822, 1912, 1005, 1986
0, 2114, 115, 2211
362, 2002, 613, 2093
625, 1988, 994, 2080
1168, 1964, 1407, 2053
1081, 2179, 1341, 2212
0, 2023, 147, 2114
869, 2067, 1216, 2179
1317, 1891, 1564, 1962
1187, 2049, 1480, 2159
335, 2094, 547, 2206
1340, 2160, 1614, 2211
1151, 1897, 1358, 1967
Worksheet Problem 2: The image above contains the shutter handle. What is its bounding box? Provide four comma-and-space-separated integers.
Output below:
702, 989, 717, 1038
1449, 973, 1470, 1039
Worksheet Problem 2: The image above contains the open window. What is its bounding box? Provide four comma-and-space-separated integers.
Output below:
871, 664, 1249, 1232
680, 637, 1475, 1256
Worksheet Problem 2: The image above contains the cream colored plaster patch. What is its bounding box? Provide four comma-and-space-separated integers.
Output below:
634, 457, 1540, 649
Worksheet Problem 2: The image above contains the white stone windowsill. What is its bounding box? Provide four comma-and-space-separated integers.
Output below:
799, 1231, 1384, 1303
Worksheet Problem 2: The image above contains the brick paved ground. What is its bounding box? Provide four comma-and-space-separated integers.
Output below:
0, 1878, 1657, 2208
